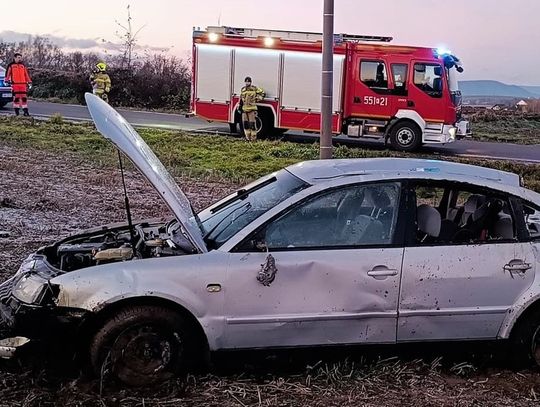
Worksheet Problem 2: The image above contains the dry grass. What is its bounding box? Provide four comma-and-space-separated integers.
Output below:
1, 355, 539, 407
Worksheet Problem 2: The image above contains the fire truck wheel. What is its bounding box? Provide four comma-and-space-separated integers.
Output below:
389, 121, 422, 152
229, 122, 238, 135
256, 109, 276, 139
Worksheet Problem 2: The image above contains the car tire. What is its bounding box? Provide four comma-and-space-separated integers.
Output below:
510, 307, 540, 368
89, 305, 193, 386
389, 120, 422, 152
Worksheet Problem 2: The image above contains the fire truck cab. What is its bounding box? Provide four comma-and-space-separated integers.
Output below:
192, 26, 470, 151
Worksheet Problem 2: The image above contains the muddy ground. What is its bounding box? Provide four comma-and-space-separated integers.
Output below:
1, 145, 540, 406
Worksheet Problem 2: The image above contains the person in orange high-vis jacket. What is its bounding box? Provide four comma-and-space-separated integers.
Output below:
4, 53, 32, 116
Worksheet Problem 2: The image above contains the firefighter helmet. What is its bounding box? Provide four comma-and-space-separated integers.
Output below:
96, 62, 107, 72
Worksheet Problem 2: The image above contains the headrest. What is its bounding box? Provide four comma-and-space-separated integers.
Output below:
370, 189, 391, 208
464, 194, 485, 212
417, 204, 441, 237
338, 190, 365, 210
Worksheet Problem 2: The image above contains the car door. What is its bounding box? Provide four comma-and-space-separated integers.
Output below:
407, 61, 447, 123
349, 59, 394, 119
398, 181, 536, 342
222, 181, 406, 349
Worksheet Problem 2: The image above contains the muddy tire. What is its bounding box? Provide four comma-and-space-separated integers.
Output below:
389, 120, 422, 152
89, 305, 193, 386
510, 307, 540, 368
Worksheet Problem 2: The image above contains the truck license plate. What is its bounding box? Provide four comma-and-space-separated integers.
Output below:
2, 93, 12, 98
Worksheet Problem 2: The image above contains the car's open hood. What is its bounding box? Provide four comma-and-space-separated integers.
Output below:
85, 93, 207, 253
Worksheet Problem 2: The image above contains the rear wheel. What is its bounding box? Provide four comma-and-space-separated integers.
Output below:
256, 109, 276, 139
389, 120, 422, 152
510, 307, 540, 368
89, 305, 194, 386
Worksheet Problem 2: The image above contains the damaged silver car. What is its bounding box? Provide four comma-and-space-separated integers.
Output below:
1, 93, 540, 386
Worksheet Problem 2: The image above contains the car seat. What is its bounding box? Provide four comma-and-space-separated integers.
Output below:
417, 204, 441, 243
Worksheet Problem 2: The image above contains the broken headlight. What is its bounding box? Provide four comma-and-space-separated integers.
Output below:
11, 274, 49, 305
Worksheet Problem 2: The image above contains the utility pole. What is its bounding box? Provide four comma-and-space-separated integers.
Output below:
320, 0, 334, 159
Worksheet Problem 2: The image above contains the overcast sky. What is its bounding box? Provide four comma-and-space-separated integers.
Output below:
1, 0, 539, 85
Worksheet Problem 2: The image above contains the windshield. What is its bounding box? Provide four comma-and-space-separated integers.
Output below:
198, 169, 309, 249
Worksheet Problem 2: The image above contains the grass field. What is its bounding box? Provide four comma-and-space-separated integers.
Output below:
0, 116, 539, 193
468, 111, 540, 144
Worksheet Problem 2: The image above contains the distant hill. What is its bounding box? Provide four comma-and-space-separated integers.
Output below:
458, 80, 537, 98
521, 86, 540, 98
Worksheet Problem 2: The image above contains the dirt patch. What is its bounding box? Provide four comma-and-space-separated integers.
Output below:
1, 145, 540, 406
0, 145, 236, 280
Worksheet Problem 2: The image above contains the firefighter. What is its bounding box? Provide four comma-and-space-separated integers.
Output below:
239, 76, 265, 141
4, 53, 32, 116
90, 62, 112, 103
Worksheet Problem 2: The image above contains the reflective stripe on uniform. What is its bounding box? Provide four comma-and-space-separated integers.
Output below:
240, 85, 265, 112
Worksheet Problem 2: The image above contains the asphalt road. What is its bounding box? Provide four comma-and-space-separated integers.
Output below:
1, 100, 539, 163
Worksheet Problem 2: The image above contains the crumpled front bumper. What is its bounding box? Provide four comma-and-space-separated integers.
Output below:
0, 277, 30, 359
0, 274, 89, 359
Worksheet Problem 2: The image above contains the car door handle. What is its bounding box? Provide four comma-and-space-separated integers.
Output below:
367, 267, 399, 277
504, 261, 531, 273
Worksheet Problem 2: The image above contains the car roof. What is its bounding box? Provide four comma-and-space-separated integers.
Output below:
287, 158, 521, 187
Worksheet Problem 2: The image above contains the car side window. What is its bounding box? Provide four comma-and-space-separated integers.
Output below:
414, 183, 517, 245
391, 63, 408, 96
521, 201, 540, 240
413, 63, 443, 98
259, 182, 401, 250
360, 61, 389, 94
416, 186, 445, 208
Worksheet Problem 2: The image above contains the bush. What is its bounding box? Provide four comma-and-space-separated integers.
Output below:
49, 113, 64, 125
0, 38, 191, 111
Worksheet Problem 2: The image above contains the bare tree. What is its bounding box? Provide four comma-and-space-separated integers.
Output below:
115, 4, 145, 69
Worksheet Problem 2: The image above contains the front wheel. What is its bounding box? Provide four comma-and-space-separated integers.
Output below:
89, 305, 193, 386
389, 121, 422, 152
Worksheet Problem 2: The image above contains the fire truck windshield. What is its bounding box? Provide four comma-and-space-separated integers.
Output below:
447, 67, 459, 92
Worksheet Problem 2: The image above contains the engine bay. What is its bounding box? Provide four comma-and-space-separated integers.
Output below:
38, 219, 196, 272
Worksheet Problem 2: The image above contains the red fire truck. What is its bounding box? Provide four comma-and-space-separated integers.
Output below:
191, 26, 470, 151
